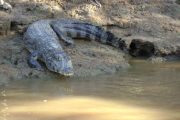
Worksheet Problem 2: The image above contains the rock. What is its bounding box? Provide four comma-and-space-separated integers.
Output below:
10, 17, 31, 34
125, 35, 180, 58
129, 39, 155, 57
0, 1, 12, 12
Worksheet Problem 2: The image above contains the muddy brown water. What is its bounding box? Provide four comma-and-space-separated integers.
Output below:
0, 59, 180, 120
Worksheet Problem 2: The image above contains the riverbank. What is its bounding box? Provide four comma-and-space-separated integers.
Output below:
0, 0, 179, 79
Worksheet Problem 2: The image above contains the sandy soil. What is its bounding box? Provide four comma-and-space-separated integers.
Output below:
0, 0, 179, 79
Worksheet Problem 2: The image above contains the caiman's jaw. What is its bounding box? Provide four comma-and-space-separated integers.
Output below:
48, 60, 74, 76
58, 66, 74, 76
60, 71, 74, 76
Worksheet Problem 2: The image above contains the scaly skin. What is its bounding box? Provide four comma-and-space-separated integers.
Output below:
51, 19, 127, 51
24, 20, 74, 76
24, 19, 127, 76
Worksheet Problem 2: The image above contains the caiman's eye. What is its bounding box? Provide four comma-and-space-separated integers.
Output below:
31, 52, 38, 58
32, 54, 36, 57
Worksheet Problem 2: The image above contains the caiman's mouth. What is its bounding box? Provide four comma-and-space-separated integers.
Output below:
58, 67, 74, 76
62, 72, 74, 76
48, 65, 74, 76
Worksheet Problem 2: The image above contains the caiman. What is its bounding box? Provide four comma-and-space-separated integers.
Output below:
24, 19, 127, 76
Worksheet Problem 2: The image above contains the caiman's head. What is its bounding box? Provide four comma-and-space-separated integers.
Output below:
44, 50, 74, 76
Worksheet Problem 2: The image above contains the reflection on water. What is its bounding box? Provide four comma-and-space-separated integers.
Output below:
1, 59, 180, 120
7, 97, 180, 120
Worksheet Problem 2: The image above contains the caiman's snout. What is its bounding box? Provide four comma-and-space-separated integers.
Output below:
52, 59, 74, 76
60, 67, 74, 76
48, 61, 74, 76
46, 51, 74, 76
59, 57, 74, 76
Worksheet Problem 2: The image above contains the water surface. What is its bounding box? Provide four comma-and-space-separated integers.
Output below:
1, 59, 180, 120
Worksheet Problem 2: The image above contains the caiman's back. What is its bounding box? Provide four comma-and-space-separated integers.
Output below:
24, 20, 74, 76
24, 20, 63, 53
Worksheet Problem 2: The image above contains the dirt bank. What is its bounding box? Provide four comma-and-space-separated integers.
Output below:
0, 0, 179, 79
0, 34, 128, 80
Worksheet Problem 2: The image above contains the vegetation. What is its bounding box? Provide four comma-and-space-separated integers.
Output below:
176, 0, 180, 4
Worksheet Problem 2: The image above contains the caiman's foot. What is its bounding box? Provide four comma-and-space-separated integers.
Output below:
0, 0, 12, 11
90, 0, 101, 7
28, 51, 44, 71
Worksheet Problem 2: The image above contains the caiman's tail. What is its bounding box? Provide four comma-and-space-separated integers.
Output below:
51, 19, 127, 51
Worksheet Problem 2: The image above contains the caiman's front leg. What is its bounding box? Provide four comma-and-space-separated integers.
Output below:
28, 51, 43, 71
0, 0, 12, 11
